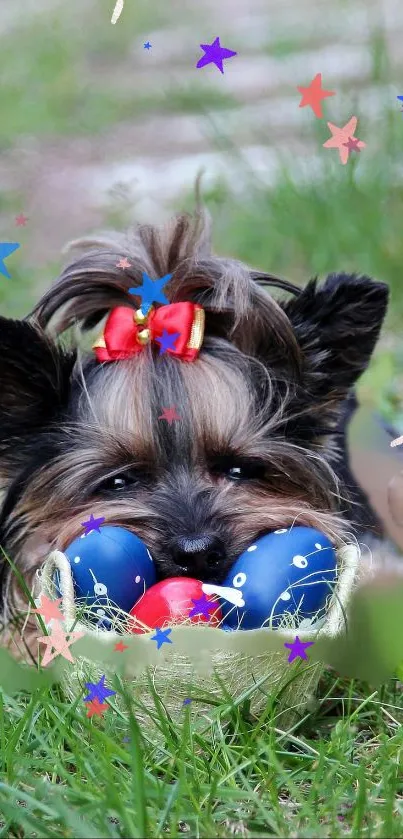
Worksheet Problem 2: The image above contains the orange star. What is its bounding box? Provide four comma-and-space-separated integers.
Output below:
116, 257, 131, 269
158, 406, 181, 425
85, 697, 109, 717
33, 594, 64, 623
38, 622, 84, 666
323, 116, 366, 164
297, 73, 335, 118
114, 640, 128, 652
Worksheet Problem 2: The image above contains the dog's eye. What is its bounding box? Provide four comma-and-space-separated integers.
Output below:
211, 459, 266, 481
111, 477, 128, 490
227, 467, 244, 480
98, 474, 134, 493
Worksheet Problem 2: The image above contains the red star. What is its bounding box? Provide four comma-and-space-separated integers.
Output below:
114, 640, 128, 652
33, 594, 64, 623
158, 406, 181, 425
85, 697, 109, 717
15, 213, 28, 226
323, 117, 366, 164
343, 136, 361, 153
297, 73, 335, 118
38, 622, 84, 666
116, 257, 131, 269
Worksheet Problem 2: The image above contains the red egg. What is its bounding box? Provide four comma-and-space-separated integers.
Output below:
128, 577, 222, 633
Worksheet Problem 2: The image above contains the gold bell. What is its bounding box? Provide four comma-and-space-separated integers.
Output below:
92, 335, 107, 350
133, 307, 151, 325
137, 328, 151, 345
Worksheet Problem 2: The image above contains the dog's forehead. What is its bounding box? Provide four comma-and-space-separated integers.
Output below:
78, 352, 260, 460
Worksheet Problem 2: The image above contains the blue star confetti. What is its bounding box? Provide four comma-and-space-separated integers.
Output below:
84, 674, 116, 703
150, 627, 173, 650
0, 243, 20, 278
155, 329, 181, 355
144, 42, 152, 50
129, 272, 171, 314
182, 698, 192, 706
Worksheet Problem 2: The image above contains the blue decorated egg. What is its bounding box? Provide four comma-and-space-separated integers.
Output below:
219, 527, 337, 630
62, 526, 156, 624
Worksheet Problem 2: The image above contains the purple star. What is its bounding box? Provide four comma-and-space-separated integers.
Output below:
182, 698, 192, 706
196, 37, 237, 74
189, 594, 215, 620
84, 674, 116, 703
81, 513, 105, 535
155, 329, 181, 355
284, 636, 315, 664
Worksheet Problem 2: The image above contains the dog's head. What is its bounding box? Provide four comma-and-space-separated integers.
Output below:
0, 211, 388, 618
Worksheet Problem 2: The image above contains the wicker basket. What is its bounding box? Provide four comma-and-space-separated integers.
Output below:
39, 543, 360, 734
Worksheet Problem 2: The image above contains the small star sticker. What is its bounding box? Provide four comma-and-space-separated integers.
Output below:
114, 640, 128, 652
129, 272, 171, 315
297, 73, 335, 118
116, 257, 131, 269
144, 42, 152, 50
284, 635, 315, 664
84, 674, 116, 703
343, 136, 361, 153
323, 116, 366, 164
38, 622, 84, 666
155, 329, 181, 355
189, 594, 216, 620
33, 594, 64, 624
158, 406, 181, 425
81, 513, 105, 535
196, 36, 237, 74
86, 697, 109, 718
150, 627, 173, 650
15, 213, 28, 227
183, 698, 192, 706
0, 243, 20, 279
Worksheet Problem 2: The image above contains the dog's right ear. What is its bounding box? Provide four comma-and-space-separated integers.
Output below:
0, 317, 76, 471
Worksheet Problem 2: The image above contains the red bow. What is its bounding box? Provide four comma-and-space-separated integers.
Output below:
93, 302, 205, 363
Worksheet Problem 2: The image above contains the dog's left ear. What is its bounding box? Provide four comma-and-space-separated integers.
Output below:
280, 274, 388, 438
0, 316, 76, 472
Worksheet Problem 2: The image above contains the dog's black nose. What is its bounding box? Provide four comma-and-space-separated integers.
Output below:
173, 535, 226, 576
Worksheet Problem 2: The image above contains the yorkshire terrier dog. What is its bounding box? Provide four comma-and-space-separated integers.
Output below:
0, 210, 392, 651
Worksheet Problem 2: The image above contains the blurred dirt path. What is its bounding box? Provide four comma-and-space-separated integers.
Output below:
1, 0, 402, 273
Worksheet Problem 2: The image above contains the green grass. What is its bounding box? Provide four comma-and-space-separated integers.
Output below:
0, 672, 402, 838
0, 0, 235, 151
